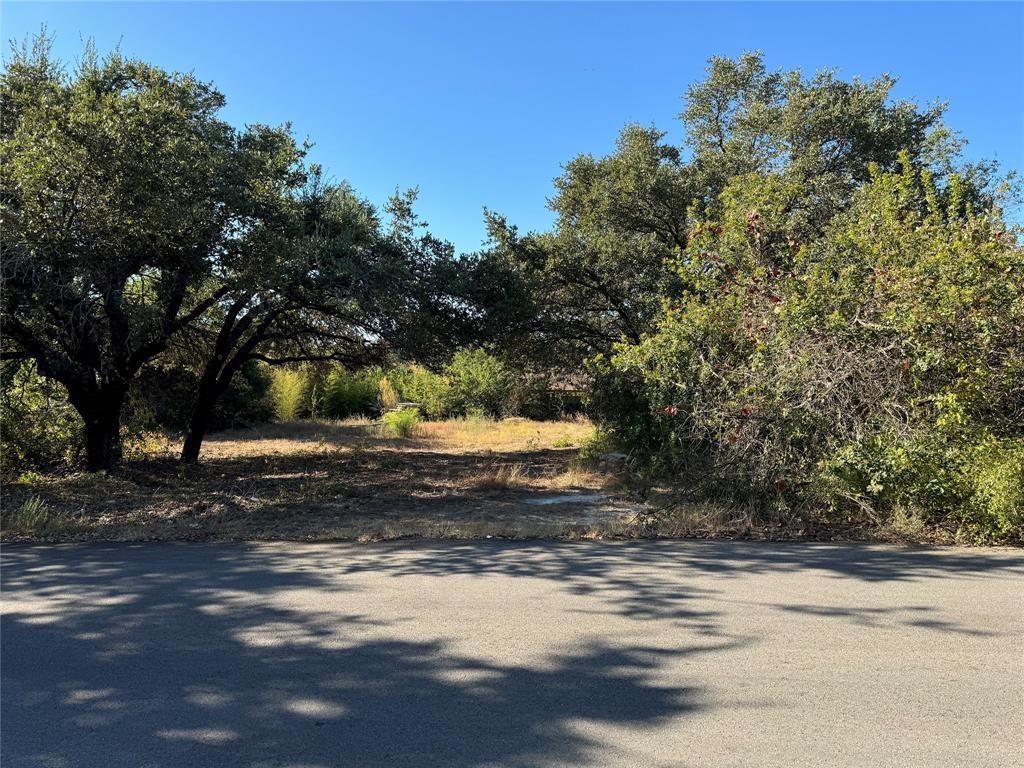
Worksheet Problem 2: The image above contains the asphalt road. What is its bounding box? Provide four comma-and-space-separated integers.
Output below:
2, 541, 1022, 767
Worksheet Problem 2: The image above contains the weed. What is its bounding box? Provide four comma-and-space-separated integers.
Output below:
379, 409, 421, 438
552, 433, 576, 449
15, 470, 44, 485
4, 495, 61, 534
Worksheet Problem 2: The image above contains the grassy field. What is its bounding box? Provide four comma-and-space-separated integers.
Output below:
1, 417, 646, 542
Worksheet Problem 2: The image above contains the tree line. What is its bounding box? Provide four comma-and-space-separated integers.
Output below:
2, 39, 1020, 539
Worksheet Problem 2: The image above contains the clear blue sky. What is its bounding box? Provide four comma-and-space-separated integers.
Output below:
3, 2, 1022, 252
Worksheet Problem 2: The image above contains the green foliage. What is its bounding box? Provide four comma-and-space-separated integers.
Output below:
443, 349, 514, 418
377, 377, 399, 411
597, 158, 1023, 541
1, 362, 84, 470
323, 368, 379, 419
1, 35, 274, 469
576, 428, 621, 465
505, 375, 581, 421
379, 408, 421, 438
483, 52, 975, 372
127, 362, 272, 433
824, 433, 1024, 543
311, 355, 574, 422
209, 362, 275, 429
963, 439, 1024, 542
3, 494, 64, 535
385, 364, 451, 419
270, 368, 308, 422
1, 35, 466, 468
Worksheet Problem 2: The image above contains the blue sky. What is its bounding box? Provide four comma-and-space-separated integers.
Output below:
3, 2, 1022, 252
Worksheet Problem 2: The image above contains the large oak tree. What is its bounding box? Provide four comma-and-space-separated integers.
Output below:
1, 37, 461, 469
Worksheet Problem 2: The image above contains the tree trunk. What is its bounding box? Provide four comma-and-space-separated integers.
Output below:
180, 357, 239, 464
179, 299, 271, 464
80, 391, 126, 472
180, 384, 217, 464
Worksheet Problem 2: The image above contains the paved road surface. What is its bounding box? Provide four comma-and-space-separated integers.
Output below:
2, 541, 1022, 767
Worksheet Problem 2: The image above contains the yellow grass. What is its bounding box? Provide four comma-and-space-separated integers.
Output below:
4, 415, 643, 543
414, 415, 592, 452
195, 416, 595, 459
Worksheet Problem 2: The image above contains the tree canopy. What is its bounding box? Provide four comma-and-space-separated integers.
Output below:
1, 36, 460, 468
483, 52, 1003, 369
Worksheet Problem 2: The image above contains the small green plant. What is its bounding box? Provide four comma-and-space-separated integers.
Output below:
5, 495, 59, 535
577, 428, 620, 464
552, 433, 576, 449
465, 407, 489, 423
379, 409, 421, 438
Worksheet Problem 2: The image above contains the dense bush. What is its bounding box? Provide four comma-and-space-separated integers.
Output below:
442, 349, 514, 418
379, 408, 421, 438
385, 364, 451, 418
1, 363, 84, 470
323, 368, 380, 418
135, 363, 273, 433
597, 158, 1023, 541
210, 362, 275, 430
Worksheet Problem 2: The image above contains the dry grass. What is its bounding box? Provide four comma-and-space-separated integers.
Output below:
1, 417, 642, 542
467, 462, 531, 491
459, 458, 621, 495
415, 415, 592, 452
648, 502, 760, 538
194, 416, 593, 459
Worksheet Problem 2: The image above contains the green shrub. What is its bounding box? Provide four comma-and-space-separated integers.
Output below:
2, 495, 60, 535
383, 357, 577, 422
825, 433, 1024, 543
577, 427, 622, 464
964, 439, 1024, 543
379, 408, 421, 438
505, 375, 566, 420
270, 368, 308, 422
386, 364, 451, 419
132, 362, 273, 432
444, 349, 513, 418
324, 368, 379, 418
378, 377, 399, 411
211, 362, 275, 429
1, 362, 84, 470
594, 159, 1024, 541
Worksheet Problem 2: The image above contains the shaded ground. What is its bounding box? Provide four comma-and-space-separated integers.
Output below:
2, 540, 1022, 767
1, 419, 641, 541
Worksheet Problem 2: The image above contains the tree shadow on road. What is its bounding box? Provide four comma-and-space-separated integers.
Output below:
4, 540, 1018, 766
335, 538, 1024, 585
1, 544, 741, 768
